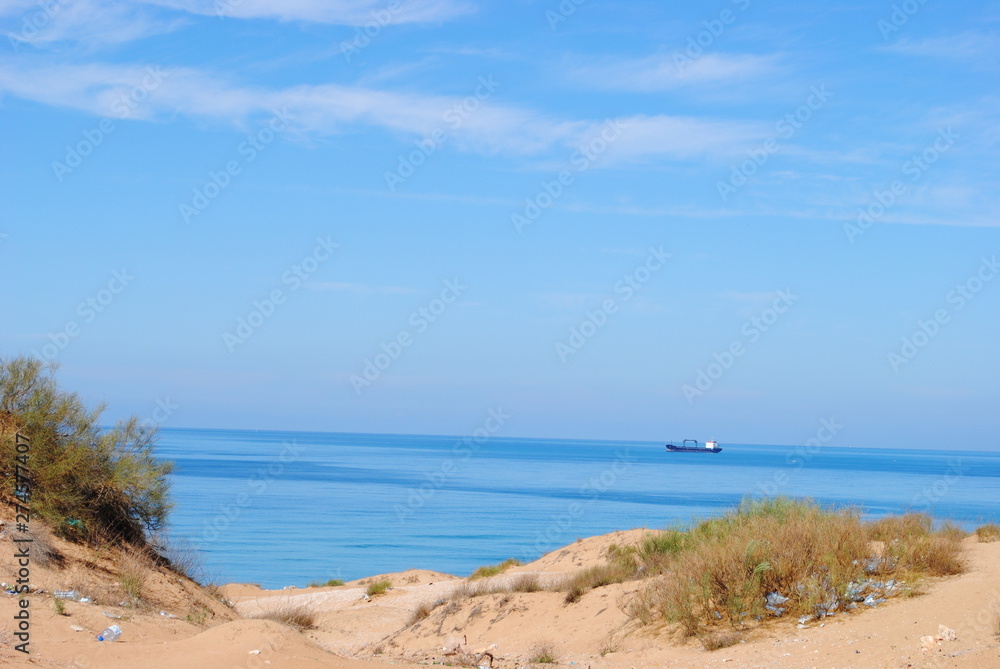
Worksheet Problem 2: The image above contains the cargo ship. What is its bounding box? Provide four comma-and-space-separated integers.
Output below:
665, 439, 722, 453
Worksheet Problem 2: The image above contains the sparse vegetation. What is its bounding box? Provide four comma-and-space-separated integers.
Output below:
451, 572, 543, 600
699, 630, 742, 651
530, 642, 557, 664
366, 579, 392, 596
469, 558, 523, 580
563, 562, 634, 603
611, 498, 968, 638
510, 573, 542, 593
0, 357, 173, 547
186, 604, 211, 625
117, 549, 150, 605
53, 598, 66, 616
244, 601, 316, 630
406, 598, 445, 626
308, 578, 345, 588
976, 523, 1000, 543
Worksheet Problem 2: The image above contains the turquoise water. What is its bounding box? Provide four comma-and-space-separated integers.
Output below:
155, 428, 1000, 589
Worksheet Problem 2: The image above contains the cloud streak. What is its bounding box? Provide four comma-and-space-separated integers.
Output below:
0, 59, 765, 162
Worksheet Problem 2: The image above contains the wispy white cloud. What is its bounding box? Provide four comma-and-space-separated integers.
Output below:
882, 31, 1000, 63
0, 59, 764, 161
3, 0, 181, 49
566, 52, 781, 92
141, 0, 473, 26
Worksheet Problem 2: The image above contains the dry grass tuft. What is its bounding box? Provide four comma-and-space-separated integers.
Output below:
406, 598, 444, 626
451, 572, 542, 600
976, 524, 1000, 543
622, 498, 967, 638
530, 642, 557, 664
509, 573, 542, 593
699, 630, 742, 651
244, 601, 316, 630
563, 561, 634, 603
116, 548, 150, 605
469, 558, 523, 580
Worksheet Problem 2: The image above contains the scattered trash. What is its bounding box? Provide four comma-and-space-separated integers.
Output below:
862, 595, 885, 607
797, 623, 809, 629
159, 611, 178, 618
70, 625, 85, 632
96, 625, 121, 642
798, 615, 815, 624
103, 612, 123, 619
249, 650, 261, 655
920, 635, 939, 651
937, 625, 957, 641
765, 591, 788, 617
54, 590, 82, 601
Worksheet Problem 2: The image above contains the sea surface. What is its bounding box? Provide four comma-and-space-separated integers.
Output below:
155, 428, 1000, 589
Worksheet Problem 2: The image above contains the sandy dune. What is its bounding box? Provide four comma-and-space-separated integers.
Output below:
2, 525, 999, 668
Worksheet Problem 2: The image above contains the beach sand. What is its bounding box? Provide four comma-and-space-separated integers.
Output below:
2, 526, 999, 668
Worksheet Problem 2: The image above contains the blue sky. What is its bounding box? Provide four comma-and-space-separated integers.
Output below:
1, 0, 997, 449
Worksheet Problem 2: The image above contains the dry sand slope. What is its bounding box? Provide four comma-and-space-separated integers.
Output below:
2, 528, 999, 669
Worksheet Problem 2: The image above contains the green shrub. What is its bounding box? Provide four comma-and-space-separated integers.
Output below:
0, 357, 173, 546
308, 578, 344, 587
625, 498, 968, 636
366, 579, 392, 596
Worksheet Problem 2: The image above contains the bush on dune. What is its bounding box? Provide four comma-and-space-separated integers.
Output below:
0, 356, 173, 548
613, 498, 967, 641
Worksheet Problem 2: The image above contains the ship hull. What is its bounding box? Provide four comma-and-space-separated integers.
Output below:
665, 444, 723, 453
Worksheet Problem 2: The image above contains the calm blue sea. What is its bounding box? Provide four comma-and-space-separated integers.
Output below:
155, 428, 1000, 589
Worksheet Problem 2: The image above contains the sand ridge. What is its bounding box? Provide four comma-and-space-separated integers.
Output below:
1, 523, 999, 668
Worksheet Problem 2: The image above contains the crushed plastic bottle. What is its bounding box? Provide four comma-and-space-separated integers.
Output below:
96, 625, 121, 642
54, 590, 82, 601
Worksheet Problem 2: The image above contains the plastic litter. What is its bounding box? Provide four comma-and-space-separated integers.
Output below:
862, 595, 885, 607
54, 590, 82, 601
765, 591, 788, 616
96, 625, 121, 642
103, 612, 123, 619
